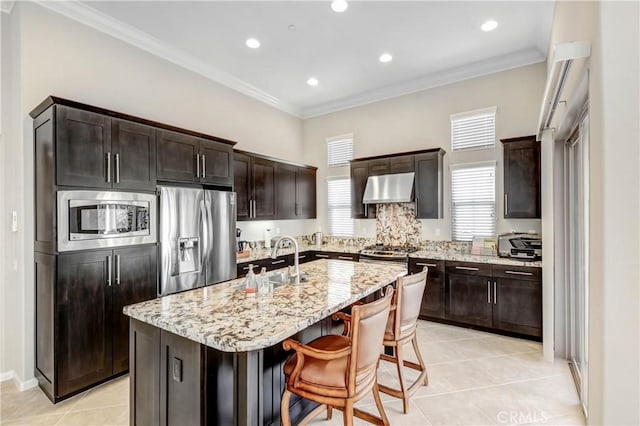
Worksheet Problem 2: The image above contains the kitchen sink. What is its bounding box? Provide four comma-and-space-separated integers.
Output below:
231, 271, 309, 292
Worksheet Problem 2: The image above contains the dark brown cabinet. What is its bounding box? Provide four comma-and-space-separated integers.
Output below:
445, 262, 493, 328
157, 129, 233, 186
409, 258, 445, 319
36, 245, 157, 402
414, 150, 444, 219
235, 151, 317, 221
55, 106, 157, 191
350, 149, 445, 219
491, 265, 542, 338
502, 135, 541, 218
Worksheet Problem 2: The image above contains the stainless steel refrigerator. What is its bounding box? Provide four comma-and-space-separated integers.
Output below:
158, 186, 237, 296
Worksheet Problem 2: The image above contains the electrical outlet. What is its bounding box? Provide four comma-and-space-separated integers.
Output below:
435, 228, 441, 236
12, 259, 17, 272
11, 211, 17, 232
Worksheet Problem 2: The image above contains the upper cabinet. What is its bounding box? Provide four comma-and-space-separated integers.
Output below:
157, 129, 233, 187
502, 135, 541, 218
234, 151, 317, 221
112, 119, 157, 191
350, 148, 444, 219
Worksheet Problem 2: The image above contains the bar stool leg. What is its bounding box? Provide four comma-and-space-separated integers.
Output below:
327, 405, 333, 420
281, 389, 292, 426
343, 401, 354, 426
395, 344, 410, 414
411, 335, 429, 386
372, 379, 390, 426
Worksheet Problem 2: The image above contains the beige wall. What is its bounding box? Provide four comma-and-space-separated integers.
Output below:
303, 63, 545, 240
0, 2, 306, 384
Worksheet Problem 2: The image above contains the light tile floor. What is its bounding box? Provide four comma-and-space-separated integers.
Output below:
0, 321, 585, 426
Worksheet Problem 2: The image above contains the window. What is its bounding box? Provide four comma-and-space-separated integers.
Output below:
451, 163, 496, 241
327, 178, 353, 236
327, 135, 354, 167
327, 135, 354, 236
450, 107, 496, 151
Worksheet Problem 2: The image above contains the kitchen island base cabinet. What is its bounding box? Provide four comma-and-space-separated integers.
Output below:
129, 318, 327, 426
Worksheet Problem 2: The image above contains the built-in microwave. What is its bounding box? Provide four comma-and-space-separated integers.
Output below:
57, 190, 157, 252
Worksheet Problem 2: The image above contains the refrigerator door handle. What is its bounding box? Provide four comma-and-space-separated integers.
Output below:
200, 199, 209, 283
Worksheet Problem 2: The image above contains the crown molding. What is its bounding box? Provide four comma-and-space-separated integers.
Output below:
33, 0, 302, 117
301, 48, 547, 119
1, 1, 15, 14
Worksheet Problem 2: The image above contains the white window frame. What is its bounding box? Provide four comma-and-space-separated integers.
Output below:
327, 134, 354, 168
450, 106, 497, 152
327, 177, 354, 237
326, 134, 354, 237
450, 161, 496, 242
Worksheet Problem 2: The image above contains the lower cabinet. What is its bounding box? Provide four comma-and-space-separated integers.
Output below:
236, 251, 359, 278
409, 258, 445, 319
311, 251, 359, 261
409, 258, 542, 339
35, 245, 157, 402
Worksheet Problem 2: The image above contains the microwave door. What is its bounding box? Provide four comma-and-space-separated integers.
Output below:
158, 186, 205, 296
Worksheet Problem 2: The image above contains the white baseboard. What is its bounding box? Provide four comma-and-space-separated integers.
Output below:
0, 370, 38, 391
0, 370, 14, 381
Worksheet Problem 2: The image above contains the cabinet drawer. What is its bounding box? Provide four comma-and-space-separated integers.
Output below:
445, 261, 491, 277
492, 264, 541, 281
409, 258, 445, 274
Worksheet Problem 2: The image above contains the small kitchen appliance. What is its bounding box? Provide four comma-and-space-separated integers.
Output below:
312, 231, 323, 247
498, 233, 542, 260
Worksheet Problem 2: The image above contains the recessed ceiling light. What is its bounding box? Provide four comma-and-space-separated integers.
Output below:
307, 77, 319, 87
331, 0, 348, 13
288, 24, 296, 31
245, 38, 261, 49
481, 20, 498, 32
379, 53, 393, 63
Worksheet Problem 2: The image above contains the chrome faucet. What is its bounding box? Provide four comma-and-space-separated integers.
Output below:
271, 236, 300, 285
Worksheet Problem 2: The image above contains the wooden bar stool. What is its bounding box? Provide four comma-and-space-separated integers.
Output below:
280, 286, 395, 426
379, 268, 429, 414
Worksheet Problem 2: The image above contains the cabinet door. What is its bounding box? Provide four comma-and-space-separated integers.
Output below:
350, 160, 369, 219
410, 259, 445, 319
157, 130, 199, 182
275, 163, 297, 219
389, 155, 415, 173
252, 157, 277, 220
111, 119, 156, 191
112, 246, 158, 375
503, 137, 541, 218
415, 152, 443, 219
368, 158, 390, 176
445, 272, 493, 328
56, 105, 112, 188
57, 250, 113, 397
234, 152, 252, 221
295, 167, 316, 219
493, 278, 542, 338
200, 140, 233, 186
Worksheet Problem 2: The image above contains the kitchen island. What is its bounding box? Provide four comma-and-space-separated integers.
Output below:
124, 259, 406, 426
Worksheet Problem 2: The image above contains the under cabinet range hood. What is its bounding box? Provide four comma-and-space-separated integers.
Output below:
362, 172, 415, 204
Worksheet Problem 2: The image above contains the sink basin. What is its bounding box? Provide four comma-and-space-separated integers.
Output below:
268, 271, 309, 285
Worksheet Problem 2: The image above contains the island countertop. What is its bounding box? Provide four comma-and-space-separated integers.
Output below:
124, 259, 406, 353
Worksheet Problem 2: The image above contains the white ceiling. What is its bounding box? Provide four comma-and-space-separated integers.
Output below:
72, 1, 554, 117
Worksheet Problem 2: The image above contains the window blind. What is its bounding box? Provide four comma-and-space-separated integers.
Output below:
450, 107, 496, 151
327, 136, 354, 167
451, 164, 496, 241
327, 178, 354, 237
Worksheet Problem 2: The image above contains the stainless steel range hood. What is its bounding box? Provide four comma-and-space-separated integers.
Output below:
362, 172, 415, 204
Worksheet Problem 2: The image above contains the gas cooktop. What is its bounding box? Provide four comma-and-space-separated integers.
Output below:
359, 245, 419, 258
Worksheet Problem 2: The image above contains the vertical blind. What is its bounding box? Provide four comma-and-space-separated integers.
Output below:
327, 136, 354, 167
327, 178, 354, 236
451, 164, 496, 241
450, 107, 496, 151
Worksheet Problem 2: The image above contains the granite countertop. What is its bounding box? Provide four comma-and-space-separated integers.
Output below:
238, 243, 542, 268
408, 250, 543, 268
123, 259, 406, 353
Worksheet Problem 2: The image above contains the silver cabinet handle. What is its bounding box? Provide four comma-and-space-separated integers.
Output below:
107, 255, 112, 287
493, 281, 497, 304
338, 256, 353, 260
202, 154, 206, 178
299, 255, 306, 259
505, 194, 508, 216
271, 259, 285, 265
114, 153, 120, 183
364, 204, 368, 217
316, 254, 329, 258
487, 281, 491, 303
416, 262, 437, 267
456, 266, 479, 271
196, 153, 200, 178
505, 270, 533, 276
252, 200, 257, 218
242, 266, 250, 271
106, 152, 111, 183
116, 255, 121, 285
